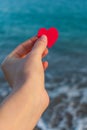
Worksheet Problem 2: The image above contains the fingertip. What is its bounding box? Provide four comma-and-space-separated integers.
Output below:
32, 35, 48, 56
45, 48, 49, 54
37, 35, 48, 47
43, 61, 48, 70
40, 35, 47, 42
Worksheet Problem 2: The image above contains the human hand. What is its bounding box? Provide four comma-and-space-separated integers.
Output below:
1, 35, 50, 130
0, 28, 59, 130
1, 35, 48, 89
1, 35, 50, 106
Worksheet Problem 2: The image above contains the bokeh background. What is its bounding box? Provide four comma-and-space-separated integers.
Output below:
0, 0, 87, 130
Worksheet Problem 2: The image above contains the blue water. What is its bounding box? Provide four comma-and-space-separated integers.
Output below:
0, 0, 87, 130
0, 0, 87, 54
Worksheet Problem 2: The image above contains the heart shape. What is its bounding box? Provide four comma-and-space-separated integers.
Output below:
37, 27, 59, 48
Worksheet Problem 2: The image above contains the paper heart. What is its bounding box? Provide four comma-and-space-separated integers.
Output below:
37, 27, 59, 48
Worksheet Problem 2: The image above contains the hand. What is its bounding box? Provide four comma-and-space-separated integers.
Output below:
1, 35, 48, 89
1, 35, 50, 130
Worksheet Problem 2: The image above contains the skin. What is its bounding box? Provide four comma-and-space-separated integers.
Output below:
0, 35, 50, 130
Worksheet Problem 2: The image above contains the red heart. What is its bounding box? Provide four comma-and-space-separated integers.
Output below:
37, 27, 59, 48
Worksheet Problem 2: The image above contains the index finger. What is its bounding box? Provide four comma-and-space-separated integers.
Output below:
9, 36, 38, 58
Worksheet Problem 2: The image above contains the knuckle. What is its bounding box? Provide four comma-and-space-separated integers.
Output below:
42, 90, 50, 108
45, 93, 50, 106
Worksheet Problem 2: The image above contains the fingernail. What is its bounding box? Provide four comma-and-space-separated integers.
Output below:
40, 35, 47, 42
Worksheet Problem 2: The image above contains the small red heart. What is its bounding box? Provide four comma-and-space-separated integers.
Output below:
37, 27, 59, 48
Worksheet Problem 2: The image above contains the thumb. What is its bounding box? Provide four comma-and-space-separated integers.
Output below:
31, 35, 48, 56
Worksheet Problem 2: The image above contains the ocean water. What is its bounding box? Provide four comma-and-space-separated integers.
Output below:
0, 0, 87, 130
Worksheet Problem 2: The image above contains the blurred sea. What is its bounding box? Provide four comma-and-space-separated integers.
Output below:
0, 0, 87, 130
